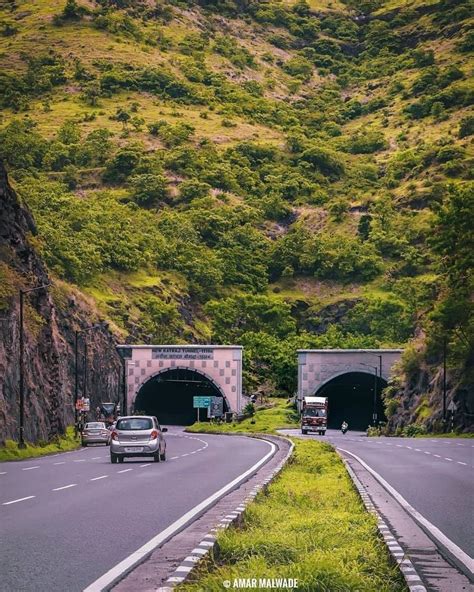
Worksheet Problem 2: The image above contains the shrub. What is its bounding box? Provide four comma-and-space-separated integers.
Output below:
103, 146, 141, 183
346, 130, 387, 154
459, 115, 474, 138
283, 56, 313, 80
299, 145, 345, 178
129, 173, 169, 206
402, 424, 428, 437
179, 179, 211, 202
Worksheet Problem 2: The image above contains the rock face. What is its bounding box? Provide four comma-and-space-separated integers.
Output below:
0, 162, 121, 443
386, 359, 474, 434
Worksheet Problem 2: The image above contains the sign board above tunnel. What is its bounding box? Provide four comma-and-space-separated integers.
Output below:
152, 347, 214, 360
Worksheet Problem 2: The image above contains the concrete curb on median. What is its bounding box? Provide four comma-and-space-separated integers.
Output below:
340, 456, 427, 592
156, 435, 295, 592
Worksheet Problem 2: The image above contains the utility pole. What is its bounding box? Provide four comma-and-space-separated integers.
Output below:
443, 336, 447, 432
19, 284, 49, 448
373, 367, 378, 425
74, 330, 80, 430
122, 359, 127, 416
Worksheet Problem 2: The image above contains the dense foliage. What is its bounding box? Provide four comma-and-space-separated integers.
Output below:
0, 0, 472, 394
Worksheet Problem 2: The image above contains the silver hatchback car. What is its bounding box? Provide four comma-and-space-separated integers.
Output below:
81, 422, 110, 446
110, 416, 167, 463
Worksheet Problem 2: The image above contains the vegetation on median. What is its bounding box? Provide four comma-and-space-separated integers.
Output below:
178, 438, 407, 592
186, 398, 299, 434
0, 426, 80, 462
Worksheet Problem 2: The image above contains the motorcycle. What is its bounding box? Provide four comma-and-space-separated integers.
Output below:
341, 423, 348, 434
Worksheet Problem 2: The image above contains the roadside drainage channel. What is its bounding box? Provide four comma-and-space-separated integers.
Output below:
155, 435, 295, 592
340, 456, 427, 592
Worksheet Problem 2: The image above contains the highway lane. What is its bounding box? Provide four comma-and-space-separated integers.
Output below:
0, 428, 273, 592
282, 429, 474, 562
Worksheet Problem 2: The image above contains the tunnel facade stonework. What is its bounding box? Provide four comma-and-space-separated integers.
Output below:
297, 349, 403, 410
118, 345, 243, 414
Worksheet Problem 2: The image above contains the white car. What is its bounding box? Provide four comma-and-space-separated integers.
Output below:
110, 416, 167, 463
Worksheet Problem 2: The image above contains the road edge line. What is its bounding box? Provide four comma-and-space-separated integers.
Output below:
339, 453, 427, 592
338, 447, 474, 582
156, 435, 295, 591
83, 437, 277, 592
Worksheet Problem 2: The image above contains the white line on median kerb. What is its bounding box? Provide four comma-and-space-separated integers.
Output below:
83, 438, 276, 592
338, 447, 474, 579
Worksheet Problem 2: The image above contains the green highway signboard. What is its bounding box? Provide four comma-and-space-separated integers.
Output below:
193, 396, 212, 408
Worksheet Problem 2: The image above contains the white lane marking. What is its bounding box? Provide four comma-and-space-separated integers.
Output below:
456, 444, 464, 447
181, 453, 189, 457
339, 447, 474, 577
424, 451, 431, 455
0, 472, 7, 475
434, 454, 441, 458
22, 466, 40, 471
117, 469, 133, 474
396, 445, 403, 448
90, 475, 108, 481
457, 462, 467, 466
53, 462, 66, 465
140, 464, 151, 468
53, 484, 77, 491
445, 458, 453, 462
83, 438, 276, 592
406, 446, 413, 449
73, 459, 86, 463
170, 456, 179, 460
415, 448, 422, 452
91, 457, 101, 460
3, 495, 35, 505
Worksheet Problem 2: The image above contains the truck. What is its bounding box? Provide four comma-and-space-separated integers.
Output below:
97, 402, 119, 427
301, 396, 328, 435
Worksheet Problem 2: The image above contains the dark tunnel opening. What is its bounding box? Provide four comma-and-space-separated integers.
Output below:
315, 372, 387, 430
134, 368, 228, 425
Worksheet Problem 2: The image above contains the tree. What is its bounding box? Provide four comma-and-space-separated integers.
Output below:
129, 173, 169, 206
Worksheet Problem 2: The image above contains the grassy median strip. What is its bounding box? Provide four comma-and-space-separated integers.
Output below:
186, 398, 299, 435
183, 401, 406, 592
179, 438, 406, 592
0, 426, 80, 461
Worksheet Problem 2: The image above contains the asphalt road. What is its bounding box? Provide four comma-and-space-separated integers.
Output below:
282, 428, 474, 560
0, 429, 272, 592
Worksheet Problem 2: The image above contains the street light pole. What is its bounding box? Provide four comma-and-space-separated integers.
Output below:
74, 330, 80, 429
360, 362, 378, 426
19, 289, 25, 449
443, 336, 447, 432
373, 366, 378, 425
19, 284, 49, 448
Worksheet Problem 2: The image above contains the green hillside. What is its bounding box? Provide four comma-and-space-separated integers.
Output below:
1, 0, 472, 395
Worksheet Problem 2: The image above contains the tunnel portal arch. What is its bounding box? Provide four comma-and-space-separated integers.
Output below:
118, 345, 243, 424
298, 349, 402, 429
134, 367, 231, 425
313, 371, 388, 430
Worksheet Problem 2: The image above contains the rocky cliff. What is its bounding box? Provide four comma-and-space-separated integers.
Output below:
385, 345, 474, 434
0, 162, 121, 443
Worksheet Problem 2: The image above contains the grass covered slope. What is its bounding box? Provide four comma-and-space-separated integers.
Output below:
178, 439, 407, 592
0, 0, 472, 396
0, 426, 80, 461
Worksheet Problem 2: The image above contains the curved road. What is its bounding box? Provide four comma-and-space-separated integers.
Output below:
282, 429, 474, 562
0, 429, 272, 592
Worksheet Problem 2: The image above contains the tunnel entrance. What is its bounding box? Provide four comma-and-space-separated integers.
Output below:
134, 368, 228, 425
315, 372, 387, 430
